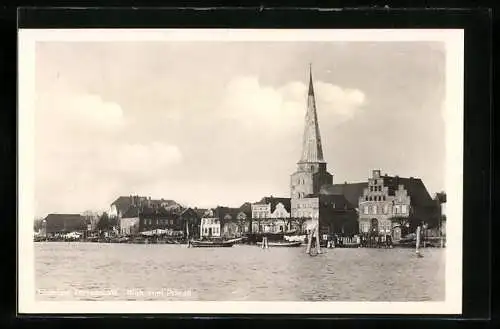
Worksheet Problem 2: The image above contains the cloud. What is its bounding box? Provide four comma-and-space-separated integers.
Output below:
35, 88, 182, 216
220, 76, 366, 131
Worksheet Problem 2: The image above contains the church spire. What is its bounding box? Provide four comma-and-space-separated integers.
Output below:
308, 63, 315, 96
299, 64, 325, 164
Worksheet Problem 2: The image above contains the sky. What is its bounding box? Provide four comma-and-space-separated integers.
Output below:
34, 41, 446, 217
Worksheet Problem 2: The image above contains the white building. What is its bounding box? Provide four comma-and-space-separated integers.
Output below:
200, 209, 221, 237
251, 197, 291, 233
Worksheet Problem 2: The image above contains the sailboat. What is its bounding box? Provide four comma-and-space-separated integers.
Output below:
415, 226, 424, 258
306, 223, 322, 256
186, 220, 191, 248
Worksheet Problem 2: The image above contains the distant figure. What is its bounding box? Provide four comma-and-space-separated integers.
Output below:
386, 235, 393, 248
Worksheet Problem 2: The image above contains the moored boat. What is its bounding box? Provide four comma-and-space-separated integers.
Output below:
190, 240, 235, 248
256, 241, 302, 247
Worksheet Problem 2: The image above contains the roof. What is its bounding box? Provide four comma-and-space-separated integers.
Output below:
43, 214, 85, 233
299, 65, 325, 164
111, 195, 179, 216
320, 182, 367, 207
193, 208, 208, 218
319, 194, 355, 210
214, 206, 240, 222
304, 193, 356, 209
254, 196, 291, 213
121, 205, 141, 218
320, 176, 435, 208
382, 176, 435, 206
139, 206, 180, 218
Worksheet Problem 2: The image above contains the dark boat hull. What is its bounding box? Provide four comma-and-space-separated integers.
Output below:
257, 241, 302, 247
190, 241, 234, 248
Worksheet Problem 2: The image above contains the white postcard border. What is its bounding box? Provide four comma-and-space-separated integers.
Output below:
18, 28, 463, 315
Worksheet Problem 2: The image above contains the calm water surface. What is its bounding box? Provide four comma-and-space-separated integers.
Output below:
35, 242, 445, 301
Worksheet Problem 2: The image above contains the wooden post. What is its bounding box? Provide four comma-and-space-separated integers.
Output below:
305, 229, 312, 254
315, 224, 321, 254
416, 225, 421, 255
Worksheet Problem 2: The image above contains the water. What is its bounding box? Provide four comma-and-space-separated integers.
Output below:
35, 242, 445, 301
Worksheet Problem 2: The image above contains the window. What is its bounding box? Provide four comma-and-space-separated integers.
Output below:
364, 206, 368, 215
365, 196, 368, 201
372, 205, 377, 214
394, 206, 399, 214
383, 196, 386, 201
401, 205, 407, 214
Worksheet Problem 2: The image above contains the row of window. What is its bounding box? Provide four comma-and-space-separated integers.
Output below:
370, 185, 383, 192
296, 192, 306, 199
142, 218, 174, 226
296, 211, 315, 218
252, 224, 285, 233
363, 204, 408, 215
202, 227, 219, 235
365, 195, 386, 201
254, 211, 270, 219
359, 222, 392, 233
201, 218, 219, 225
297, 203, 315, 209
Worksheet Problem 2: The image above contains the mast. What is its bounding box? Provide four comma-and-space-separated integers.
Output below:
415, 225, 421, 256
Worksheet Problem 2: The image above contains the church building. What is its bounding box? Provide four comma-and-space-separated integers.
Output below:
289, 66, 358, 235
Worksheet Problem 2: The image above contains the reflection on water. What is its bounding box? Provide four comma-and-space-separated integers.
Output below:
35, 242, 445, 301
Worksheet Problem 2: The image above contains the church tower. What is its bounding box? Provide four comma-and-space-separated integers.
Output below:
290, 65, 333, 200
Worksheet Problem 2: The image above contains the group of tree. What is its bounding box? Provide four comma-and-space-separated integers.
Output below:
96, 212, 118, 231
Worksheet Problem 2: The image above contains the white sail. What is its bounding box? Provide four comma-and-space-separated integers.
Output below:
416, 226, 421, 253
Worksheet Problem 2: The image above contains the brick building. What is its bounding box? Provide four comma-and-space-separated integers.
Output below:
321, 170, 442, 240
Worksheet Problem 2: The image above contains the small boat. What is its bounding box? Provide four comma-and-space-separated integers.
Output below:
225, 237, 244, 244
256, 241, 302, 247
190, 240, 235, 248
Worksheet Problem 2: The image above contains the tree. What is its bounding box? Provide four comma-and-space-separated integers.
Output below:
97, 212, 111, 231
33, 218, 43, 232
435, 191, 447, 204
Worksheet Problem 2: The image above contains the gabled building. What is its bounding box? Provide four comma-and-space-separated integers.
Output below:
321, 170, 442, 240
200, 208, 221, 238
251, 196, 291, 233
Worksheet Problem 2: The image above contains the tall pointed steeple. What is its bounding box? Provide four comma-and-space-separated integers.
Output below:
299, 64, 325, 164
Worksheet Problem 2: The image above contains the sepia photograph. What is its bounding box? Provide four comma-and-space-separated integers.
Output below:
18, 29, 463, 314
